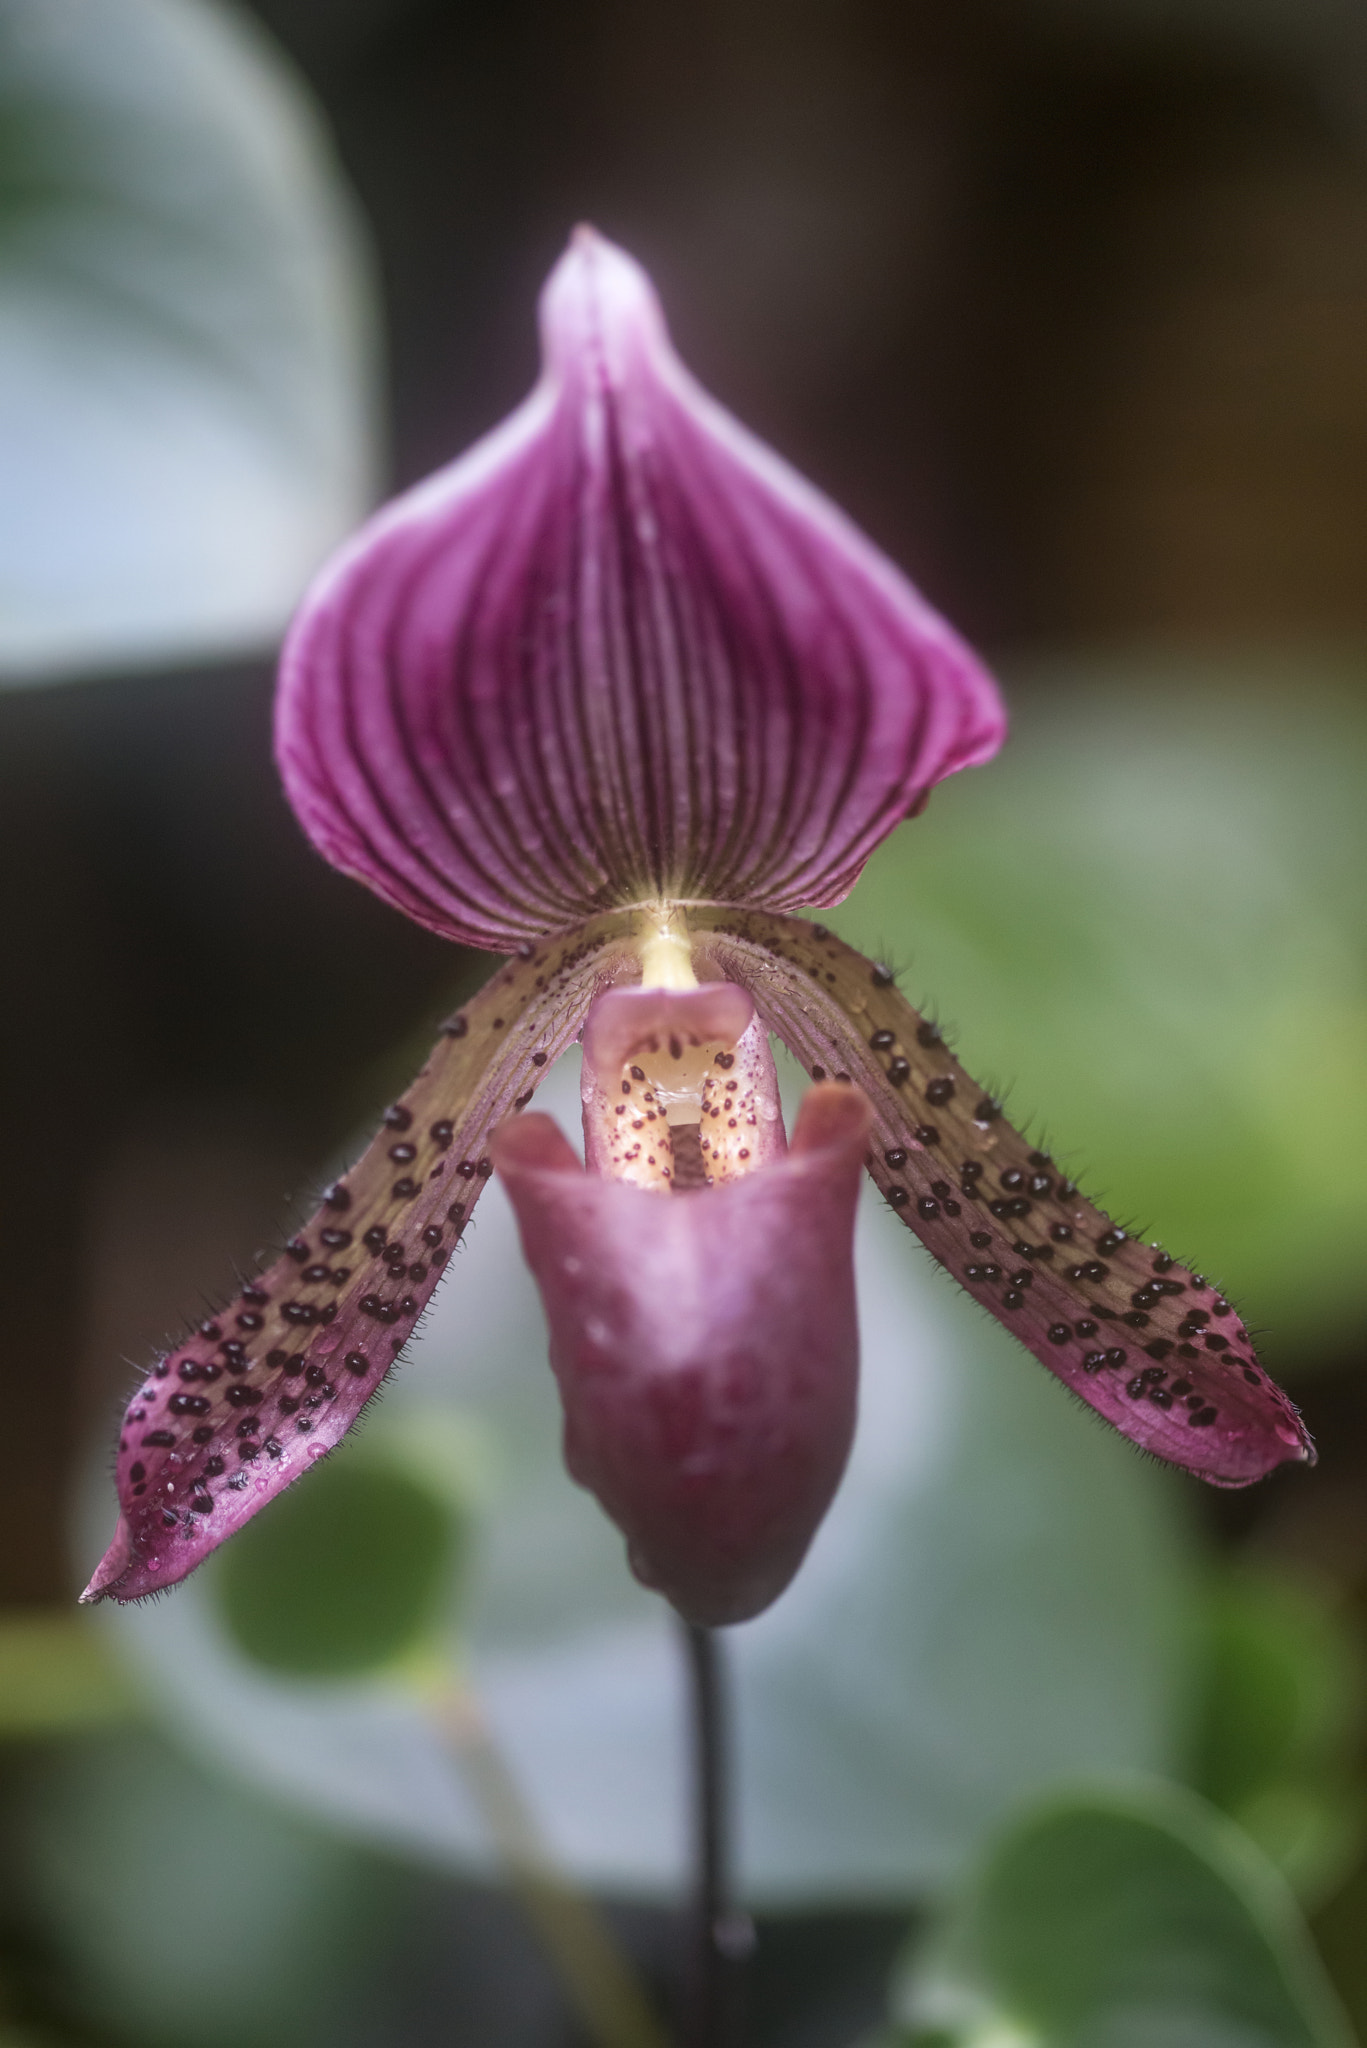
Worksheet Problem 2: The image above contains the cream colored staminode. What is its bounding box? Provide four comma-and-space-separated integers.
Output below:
637, 907, 698, 992
634, 908, 732, 1127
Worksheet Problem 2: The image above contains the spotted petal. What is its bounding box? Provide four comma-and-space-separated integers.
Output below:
276, 229, 1005, 950
82, 915, 637, 1603
697, 909, 1315, 1488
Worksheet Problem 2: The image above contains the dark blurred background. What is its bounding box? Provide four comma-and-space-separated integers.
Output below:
2, 2, 1366, 2042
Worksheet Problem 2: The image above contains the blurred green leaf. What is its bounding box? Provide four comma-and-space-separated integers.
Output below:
4, 1730, 379, 2048
0, 1611, 136, 1737
215, 1425, 477, 1678
1191, 1571, 1366, 1904
824, 658, 1367, 1364
0, 0, 378, 681
890, 1784, 1357, 2048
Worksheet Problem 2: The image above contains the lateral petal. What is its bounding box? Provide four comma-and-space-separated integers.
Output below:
697, 908, 1315, 1489
82, 914, 636, 1603
491, 1082, 873, 1626
276, 229, 1005, 950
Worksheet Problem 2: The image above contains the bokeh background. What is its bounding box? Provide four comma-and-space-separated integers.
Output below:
2, 2, 1367, 2044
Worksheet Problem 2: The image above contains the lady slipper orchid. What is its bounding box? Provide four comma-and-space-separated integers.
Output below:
84, 228, 1313, 1623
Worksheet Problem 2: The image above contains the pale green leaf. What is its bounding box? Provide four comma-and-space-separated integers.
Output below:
0, 0, 379, 681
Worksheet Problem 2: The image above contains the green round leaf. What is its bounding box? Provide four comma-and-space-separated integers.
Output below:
216, 1457, 460, 1679
1191, 1572, 1365, 1902
893, 1784, 1356, 2048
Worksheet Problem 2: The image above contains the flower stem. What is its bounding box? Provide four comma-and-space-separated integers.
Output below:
425, 1673, 670, 2048
682, 1622, 750, 2047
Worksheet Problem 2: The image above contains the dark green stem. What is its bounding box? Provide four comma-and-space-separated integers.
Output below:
682, 1622, 751, 2047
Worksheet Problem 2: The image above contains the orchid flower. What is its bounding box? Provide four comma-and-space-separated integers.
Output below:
84, 229, 1313, 1626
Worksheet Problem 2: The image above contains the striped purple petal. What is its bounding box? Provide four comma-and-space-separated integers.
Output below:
82, 916, 637, 1604
276, 228, 1005, 950
697, 909, 1316, 1490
